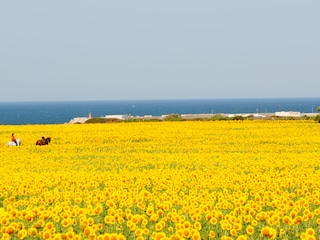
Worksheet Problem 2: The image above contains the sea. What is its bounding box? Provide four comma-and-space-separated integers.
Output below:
0, 98, 319, 125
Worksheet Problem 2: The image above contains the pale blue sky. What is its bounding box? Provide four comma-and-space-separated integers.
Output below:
0, 1, 319, 102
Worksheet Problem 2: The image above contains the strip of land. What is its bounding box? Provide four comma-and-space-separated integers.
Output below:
69, 112, 319, 123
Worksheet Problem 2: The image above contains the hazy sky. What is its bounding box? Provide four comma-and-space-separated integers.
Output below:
0, 1, 319, 102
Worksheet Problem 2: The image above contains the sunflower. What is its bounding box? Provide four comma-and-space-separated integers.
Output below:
155, 222, 163, 231
135, 228, 143, 237
234, 223, 242, 231
306, 227, 315, 236
192, 231, 201, 240
154, 232, 166, 240
102, 233, 111, 240
236, 235, 247, 240
53, 215, 60, 223
83, 226, 94, 237
118, 234, 126, 240
210, 217, 218, 225
42, 230, 52, 239
66, 230, 75, 239
27, 227, 38, 237
260, 227, 277, 239
182, 228, 191, 238
230, 228, 237, 236
146, 208, 154, 216
25, 214, 33, 222
17, 229, 27, 239
194, 221, 202, 231
246, 225, 254, 235
88, 217, 95, 225
62, 218, 71, 228
143, 228, 149, 235
110, 233, 118, 240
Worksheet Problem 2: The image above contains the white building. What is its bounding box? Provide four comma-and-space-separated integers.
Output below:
104, 115, 129, 120
69, 117, 90, 124
275, 111, 300, 117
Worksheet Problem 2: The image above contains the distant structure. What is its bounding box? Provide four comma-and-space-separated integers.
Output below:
275, 111, 300, 117
69, 117, 89, 124
68, 114, 129, 123
104, 115, 128, 120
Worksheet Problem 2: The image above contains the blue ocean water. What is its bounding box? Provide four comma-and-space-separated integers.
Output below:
0, 98, 319, 125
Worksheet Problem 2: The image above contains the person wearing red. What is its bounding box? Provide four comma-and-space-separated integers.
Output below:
11, 133, 17, 145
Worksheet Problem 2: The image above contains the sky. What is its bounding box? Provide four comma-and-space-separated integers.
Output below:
0, 1, 319, 102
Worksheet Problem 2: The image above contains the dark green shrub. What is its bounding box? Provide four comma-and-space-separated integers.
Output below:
210, 114, 227, 121
84, 117, 123, 124
163, 114, 182, 121
232, 115, 245, 121
128, 118, 162, 122
314, 114, 320, 122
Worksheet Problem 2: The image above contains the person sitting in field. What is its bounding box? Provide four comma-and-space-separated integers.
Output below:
11, 133, 17, 145
41, 132, 46, 144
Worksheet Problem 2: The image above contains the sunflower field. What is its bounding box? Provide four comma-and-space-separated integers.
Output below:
0, 120, 320, 240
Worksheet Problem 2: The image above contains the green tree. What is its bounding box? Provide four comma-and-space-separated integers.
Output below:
315, 106, 320, 123
163, 114, 182, 121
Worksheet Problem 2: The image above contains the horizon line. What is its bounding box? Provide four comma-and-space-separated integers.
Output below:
1, 96, 320, 104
